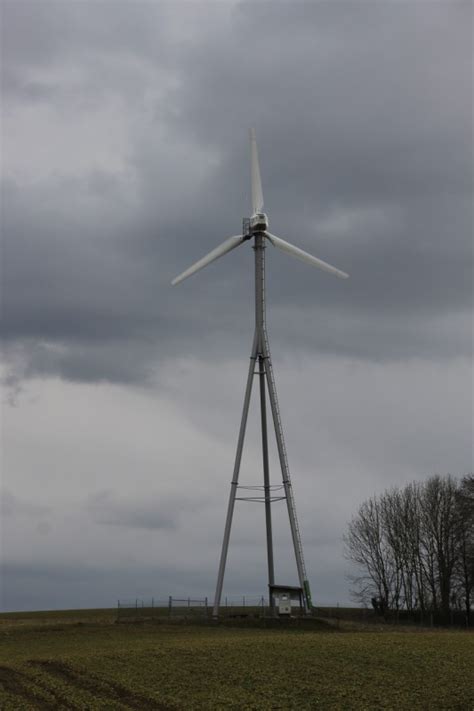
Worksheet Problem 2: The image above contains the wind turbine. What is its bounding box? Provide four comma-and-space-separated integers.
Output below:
172, 130, 348, 617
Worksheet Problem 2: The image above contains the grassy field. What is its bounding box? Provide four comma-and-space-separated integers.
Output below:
0, 609, 473, 709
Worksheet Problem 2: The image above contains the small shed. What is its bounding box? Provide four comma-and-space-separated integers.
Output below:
269, 585, 304, 617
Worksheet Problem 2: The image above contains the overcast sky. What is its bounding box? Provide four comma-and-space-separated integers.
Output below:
1, 0, 472, 612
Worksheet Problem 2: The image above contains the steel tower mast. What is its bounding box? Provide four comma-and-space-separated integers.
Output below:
212, 230, 311, 617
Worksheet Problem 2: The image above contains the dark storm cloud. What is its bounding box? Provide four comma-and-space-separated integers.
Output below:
1, 0, 168, 89
1, 0, 472, 387
176, 1, 472, 202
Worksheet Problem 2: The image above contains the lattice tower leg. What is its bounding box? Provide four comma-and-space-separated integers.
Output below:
258, 353, 275, 603
262, 336, 312, 614
212, 332, 258, 618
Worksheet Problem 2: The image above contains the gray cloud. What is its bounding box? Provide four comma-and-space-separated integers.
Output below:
1, 1, 472, 612
86, 490, 176, 530
1, 0, 472, 389
1, 489, 50, 518
2, 355, 471, 610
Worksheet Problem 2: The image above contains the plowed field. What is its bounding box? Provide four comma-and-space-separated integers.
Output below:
0, 609, 472, 709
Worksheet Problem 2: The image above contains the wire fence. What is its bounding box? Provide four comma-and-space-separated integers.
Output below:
117, 597, 214, 621
116, 597, 471, 627
313, 605, 472, 628
117, 595, 278, 622
116, 598, 170, 621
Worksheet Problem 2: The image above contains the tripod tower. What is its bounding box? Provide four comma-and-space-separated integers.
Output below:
172, 130, 349, 617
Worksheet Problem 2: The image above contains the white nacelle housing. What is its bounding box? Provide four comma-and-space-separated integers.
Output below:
250, 212, 268, 232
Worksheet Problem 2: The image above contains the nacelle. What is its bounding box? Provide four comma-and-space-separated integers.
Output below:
249, 212, 268, 233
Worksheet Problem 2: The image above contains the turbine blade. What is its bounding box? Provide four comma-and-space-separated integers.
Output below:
171, 236, 245, 286
250, 128, 264, 214
265, 232, 349, 279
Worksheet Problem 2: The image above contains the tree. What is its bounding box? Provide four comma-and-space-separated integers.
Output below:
344, 496, 393, 610
419, 475, 459, 618
345, 474, 473, 624
454, 475, 474, 623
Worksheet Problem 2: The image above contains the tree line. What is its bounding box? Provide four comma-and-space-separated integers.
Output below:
344, 474, 474, 624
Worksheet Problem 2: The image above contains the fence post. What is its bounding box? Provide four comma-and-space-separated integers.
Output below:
168, 596, 172, 619
243, 595, 245, 608
136, 598, 138, 610
188, 597, 190, 608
